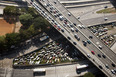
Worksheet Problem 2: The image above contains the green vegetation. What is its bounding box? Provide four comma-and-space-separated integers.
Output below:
0, 6, 51, 55
4, 6, 20, 16
19, 14, 34, 26
83, 72, 95, 77
97, 8, 116, 13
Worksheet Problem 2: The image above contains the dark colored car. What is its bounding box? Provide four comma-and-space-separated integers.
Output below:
89, 35, 93, 39
75, 29, 78, 32
73, 23, 76, 26
73, 42, 77, 45
98, 54, 101, 57
67, 37, 71, 40
99, 65, 103, 69
112, 63, 115, 67
61, 29, 64, 32
102, 54, 106, 58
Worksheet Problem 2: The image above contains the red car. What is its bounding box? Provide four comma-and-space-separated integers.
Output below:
91, 51, 95, 55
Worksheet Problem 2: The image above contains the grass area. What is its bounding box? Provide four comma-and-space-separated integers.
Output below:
96, 8, 116, 13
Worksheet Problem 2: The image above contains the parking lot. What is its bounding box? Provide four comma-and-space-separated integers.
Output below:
13, 37, 86, 66
88, 23, 116, 47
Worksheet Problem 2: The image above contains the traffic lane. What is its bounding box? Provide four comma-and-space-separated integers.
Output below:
60, 6, 116, 65
47, 0, 116, 74
82, 28, 116, 61
61, 20, 115, 72
75, 27, 116, 66
31, 0, 116, 76
48, 0, 116, 70
51, 3, 115, 71
54, 2, 116, 65
80, 28, 116, 64
73, 29, 114, 71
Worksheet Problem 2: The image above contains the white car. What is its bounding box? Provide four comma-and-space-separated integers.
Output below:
71, 28, 74, 32
87, 54, 91, 58
68, 12, 71, 16
78, 24, 82, 29
111, 70, 116, 74
98, 45, 102, 49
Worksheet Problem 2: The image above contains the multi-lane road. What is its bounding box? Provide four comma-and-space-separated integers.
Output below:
26, 0, 116, 77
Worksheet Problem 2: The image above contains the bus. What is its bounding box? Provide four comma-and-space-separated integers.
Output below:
33, 69, 46, 76
76, 64, 88, 70
76, 64, 89, 74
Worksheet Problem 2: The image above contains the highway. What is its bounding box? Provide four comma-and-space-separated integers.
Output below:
26, 0, 116, 77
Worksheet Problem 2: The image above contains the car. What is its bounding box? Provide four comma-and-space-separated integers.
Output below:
114, 69, 116, 72
112, 63, 115, 67
77, 16, 80, 19
75, 29, 78, 32
78, 24, 82, 29
102, 54, 106, 58
82, 40, 87, 46
98, 45, 102, 49
87, 40, 91, 44
59, 16, 64, 21
73, 42, 77, 45
67, 37, 71, 40
54, 1, 57, 4
105, 64, 109, 69
89, 35, 93, 39
98, 54, 101, 57
82, 25, 86, 29
71, 28, 74, 32
70, 24, 73, 27
63, 24, 67, 27
61, 29, 64, 32
99, 65, 103, 69
68, 12, 71, 16
77, 37, 80, 41
73, 23, 76, 26
74, 34, 78, 38
91, 51, 95, 55
67, 24, 70, 27
111, 70, 116, 74
87, 54, 91, 58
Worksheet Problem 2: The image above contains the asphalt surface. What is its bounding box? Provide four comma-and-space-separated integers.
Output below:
34, 62, 98, 77
26, 0, 116, 77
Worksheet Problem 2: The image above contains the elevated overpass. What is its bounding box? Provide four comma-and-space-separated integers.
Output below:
26, 0, 116, 77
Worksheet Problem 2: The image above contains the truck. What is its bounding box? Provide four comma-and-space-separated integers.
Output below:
39, 35, 49, 42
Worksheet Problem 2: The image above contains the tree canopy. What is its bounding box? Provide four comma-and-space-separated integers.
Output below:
4, 6, 19, 16
19, 14, 34, 26
5, 33, 21, 48
33, 17, 51, 30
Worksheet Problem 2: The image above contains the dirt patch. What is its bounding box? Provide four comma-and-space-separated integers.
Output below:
0, 19, 15, 36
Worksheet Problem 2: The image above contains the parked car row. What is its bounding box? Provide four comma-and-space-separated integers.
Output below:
13, 41, 72, 65
89, 25, 115, 46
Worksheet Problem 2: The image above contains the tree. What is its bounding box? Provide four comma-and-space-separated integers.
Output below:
5, 33, 21, 48
19, 14, 34, 26
83, 72, 95, 77
33, 17, 51, 31
0, 36, 6, 52
4, 6, 19, 16
28, 7, 39, 17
